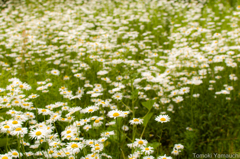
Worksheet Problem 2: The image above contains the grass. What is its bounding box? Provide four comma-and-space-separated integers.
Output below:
0, 0, 240, 158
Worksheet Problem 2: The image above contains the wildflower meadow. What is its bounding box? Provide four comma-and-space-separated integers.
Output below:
0, 0, 240, 158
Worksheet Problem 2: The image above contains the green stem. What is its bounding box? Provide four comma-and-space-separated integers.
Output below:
159, 124, 163, 142
6, 133, 9, 151
140, 110, 150, 138
140, 124, 147, 139
131, 125, 136, 155
191, 86, 195, 127
17, 135, 21, 159
20, 138, 26, 158
123, 132, 133, 142
121, 100, 133, 112
120, 148, 126, 159
157, 124, 164, 155
131, 80, 135, 118
116, 118, 121, 159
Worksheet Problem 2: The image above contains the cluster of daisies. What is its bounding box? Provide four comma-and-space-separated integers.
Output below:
0, 78, 173, 159
0, 0, 240, 158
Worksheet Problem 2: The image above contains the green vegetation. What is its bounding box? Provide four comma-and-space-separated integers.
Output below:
0, 0, 240, 158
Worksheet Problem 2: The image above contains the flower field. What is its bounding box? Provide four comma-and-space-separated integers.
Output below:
1, 0, 240, 158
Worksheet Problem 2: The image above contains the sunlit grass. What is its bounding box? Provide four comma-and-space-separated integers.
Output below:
0, 0, 240, 158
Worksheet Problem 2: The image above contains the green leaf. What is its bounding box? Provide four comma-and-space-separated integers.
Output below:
147, 142, 161, 149
141, 99, 155, 111
208, 112, 212, 120
0, 112, 11, 120
0, 138, 15, 147
116, 117, 123, 126
143, 112, 153, 127
130, 89, 139, 99
131, 73, 139, 78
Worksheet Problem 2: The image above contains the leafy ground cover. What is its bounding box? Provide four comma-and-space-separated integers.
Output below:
0, 0, 240, 158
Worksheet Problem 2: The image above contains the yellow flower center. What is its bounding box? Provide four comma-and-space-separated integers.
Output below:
133, 119, 139, 122
95, 147, 100, 150
138, 141, 143, 144
15, 128, 22, 131
66, 130, 71, 134
4, 125, 10, 129
42, 109, 47, 112
113, 112, 120, 117
95, 120, 100, 123
2, 156, 8, 159
145, 148, 149, 150
88, 109, 93, 112
160, 118, 166, 121
36, 131, 42, 136
49, 150, 54, 154
12, 152, 18, 156
71, 143, 78, 148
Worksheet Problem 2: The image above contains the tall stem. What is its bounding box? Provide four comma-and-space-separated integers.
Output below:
131, 125, 136, 156
191, 86, 195, 127
6, 133, 9, 151
116, 118, 121, 159
17, 135, 21, 158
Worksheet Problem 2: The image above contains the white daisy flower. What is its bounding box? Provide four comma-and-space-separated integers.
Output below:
141, 146, 154, 155
155, 114, 170, 123
107, 110, 123, 119
157, 154, 172, 159
129, 118, 143, 125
